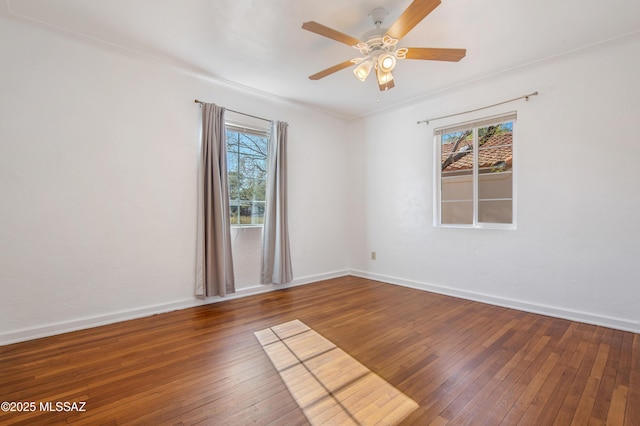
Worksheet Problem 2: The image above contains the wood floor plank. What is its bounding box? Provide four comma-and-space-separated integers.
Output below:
622, 333, 639, 426
534, 332, 588, 424
591, 331, 624, 423
607, 384, 628, 426
500, 351, 560, 425
0, 276, 637, 425
554, 327, 605, 426
455, 329, 555, 424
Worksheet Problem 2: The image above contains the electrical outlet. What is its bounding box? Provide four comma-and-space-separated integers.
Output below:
371, 251, 376, 260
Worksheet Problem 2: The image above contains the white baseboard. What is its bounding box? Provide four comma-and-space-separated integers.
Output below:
8, 268, 633, 345
349, 270, 639, 334
0, 299, 207, 346
233, 269, 350, 296
0, 269, 350, 346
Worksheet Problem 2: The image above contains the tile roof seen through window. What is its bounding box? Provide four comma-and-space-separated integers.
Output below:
441, 132, 512, 174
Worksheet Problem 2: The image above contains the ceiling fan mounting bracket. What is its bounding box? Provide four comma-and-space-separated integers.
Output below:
368, 7, 388, 27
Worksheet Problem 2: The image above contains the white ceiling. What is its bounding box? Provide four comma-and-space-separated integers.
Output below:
4, 0, 639, 119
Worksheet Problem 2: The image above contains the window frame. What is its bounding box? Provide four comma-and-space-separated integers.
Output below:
434, 112, 517, 230
225, 121, 270, 228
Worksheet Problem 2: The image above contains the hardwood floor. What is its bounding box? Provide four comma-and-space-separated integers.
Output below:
1, 276, 638, 425
255, 319, 419, 424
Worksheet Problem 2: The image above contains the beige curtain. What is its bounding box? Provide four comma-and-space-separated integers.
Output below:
196, 103, 235, 298
261, 121, 293, 284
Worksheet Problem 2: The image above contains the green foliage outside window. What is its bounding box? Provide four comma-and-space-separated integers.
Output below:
226, 128, 268, 225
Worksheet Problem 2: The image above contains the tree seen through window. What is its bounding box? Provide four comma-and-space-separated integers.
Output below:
226, 127, 268, 225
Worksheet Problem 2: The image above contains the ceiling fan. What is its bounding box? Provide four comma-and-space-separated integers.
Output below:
302, 0, 466, 91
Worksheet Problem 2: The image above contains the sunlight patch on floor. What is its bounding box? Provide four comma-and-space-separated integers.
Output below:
255, 320, 418, 425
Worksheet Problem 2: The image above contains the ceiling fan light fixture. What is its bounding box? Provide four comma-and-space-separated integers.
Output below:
378, 54, 396, 73
376, 67, 394, 85
353, 59, 373, 81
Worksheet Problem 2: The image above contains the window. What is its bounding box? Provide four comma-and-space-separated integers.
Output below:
435, 112, 516, 229
226, 121, 269, 226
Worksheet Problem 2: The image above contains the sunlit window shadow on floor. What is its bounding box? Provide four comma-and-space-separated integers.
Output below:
255, 320, 419, 425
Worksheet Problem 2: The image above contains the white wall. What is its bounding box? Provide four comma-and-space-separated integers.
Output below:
0, 16, 350, 344
2, 14, 638, 345
347, 33, 640, 333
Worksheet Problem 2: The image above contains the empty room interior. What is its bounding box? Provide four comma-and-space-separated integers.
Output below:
1, 0, 639, 425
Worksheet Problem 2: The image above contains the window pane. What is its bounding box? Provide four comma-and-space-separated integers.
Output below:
251, 200, 265, 225
477, 121, 513, 224
237, 200, 265, 225
479, 122, 513, 146
226, 131, 239, 173
226, 127, 268, 226
478, 200, 512, 223
441, 201, 473, 224
478, 129, 512, 200
478, 146, 512, 175
441, 171, 473, 201
478, 172, 512, 200
229, 201, 239, 225
441, 130, 473, 174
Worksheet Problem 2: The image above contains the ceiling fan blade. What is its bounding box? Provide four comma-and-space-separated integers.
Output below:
385, 0, 441, 40
302, 21, 361, 47
308, 60, 355, 80
405, 47, 466, 62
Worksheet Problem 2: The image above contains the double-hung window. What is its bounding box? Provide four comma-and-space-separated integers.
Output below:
225, 119, 269, 226
435, 112, 516, 229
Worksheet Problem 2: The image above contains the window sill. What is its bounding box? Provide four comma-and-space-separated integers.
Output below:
434, 223, 516, 231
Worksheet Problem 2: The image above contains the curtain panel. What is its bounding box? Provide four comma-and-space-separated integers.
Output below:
195, 103, 235, 298
261, 121, 293, 284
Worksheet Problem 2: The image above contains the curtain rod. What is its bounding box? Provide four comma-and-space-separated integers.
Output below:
417, 91, 539, 125
194, 99, 272, 123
